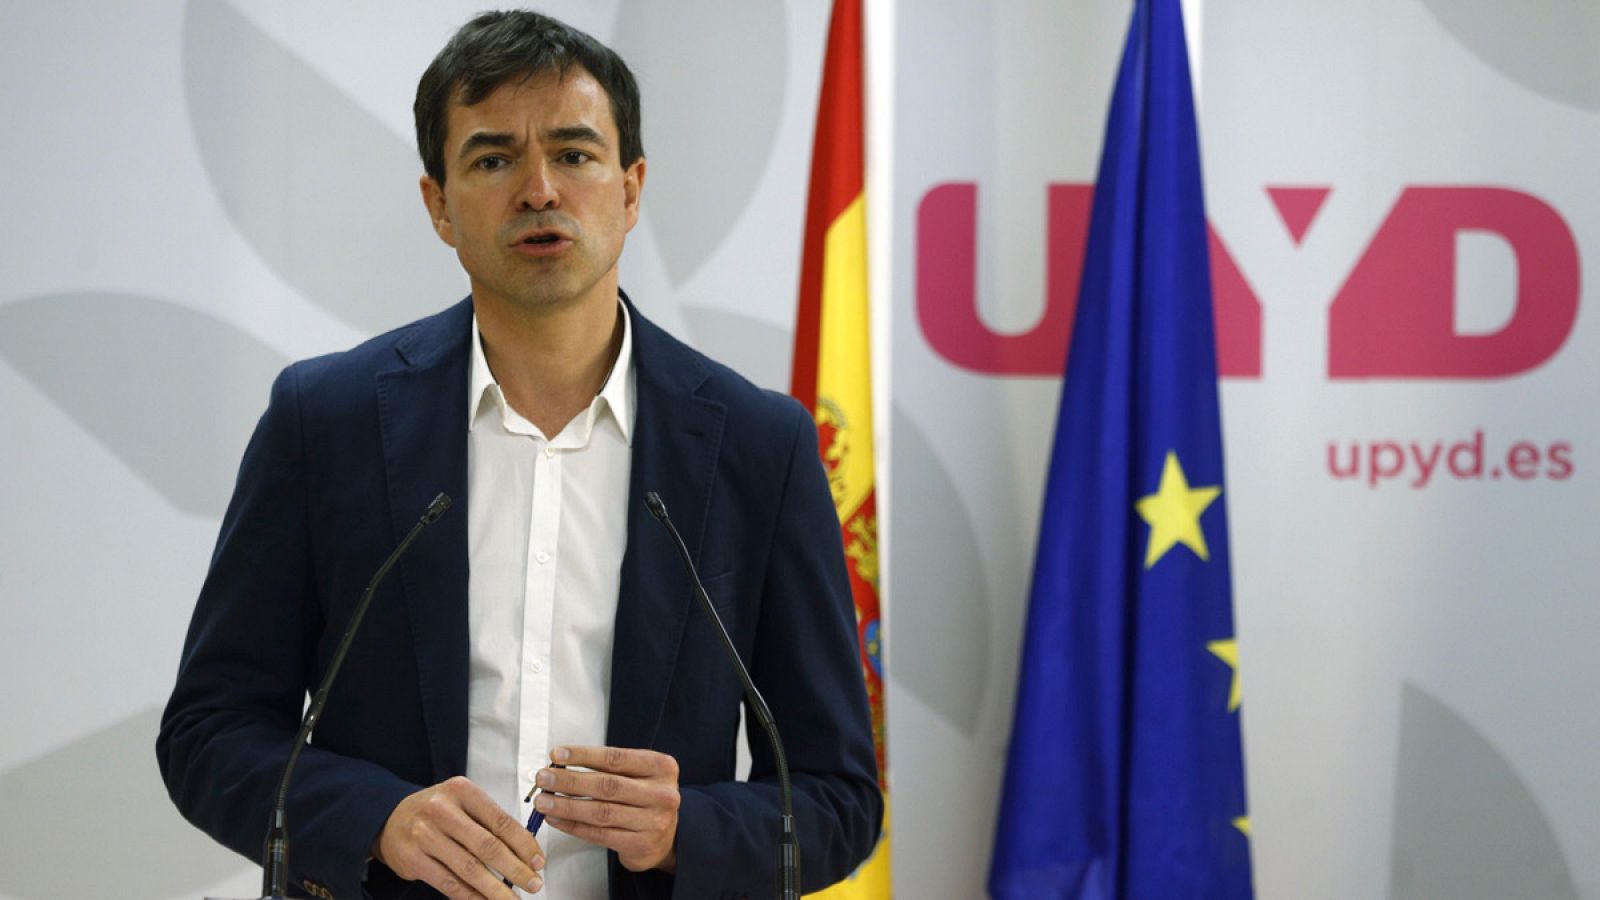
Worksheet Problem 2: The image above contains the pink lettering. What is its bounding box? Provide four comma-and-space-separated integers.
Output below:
1410, 442, 1443, 488
1369, 441, 1406, 487
915, 182, 1263, 377
1328, 187, 1579, 378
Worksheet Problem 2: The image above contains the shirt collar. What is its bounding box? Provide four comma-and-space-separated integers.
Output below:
468, 316, 498, 429
468, 298, 635, 445
598, 300, 636, 444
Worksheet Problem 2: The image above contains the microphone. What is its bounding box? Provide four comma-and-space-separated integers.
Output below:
645, 491, 801, 900
260, 493, 452, 899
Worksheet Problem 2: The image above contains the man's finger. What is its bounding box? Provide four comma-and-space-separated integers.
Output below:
538, 766, 674, 810
381, 779, 543, 895
435, 832, 521, 900
535, 791, 663, 833
538, 749, 680, 873
546, 814, 630, 851
451, 777, 545, 864
410, 849, 497, 900
432, 797, 542, 892
545, 815, 670, 874
553, 745, 676, 778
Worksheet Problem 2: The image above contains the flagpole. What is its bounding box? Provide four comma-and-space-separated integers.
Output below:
863, 0, 895, 740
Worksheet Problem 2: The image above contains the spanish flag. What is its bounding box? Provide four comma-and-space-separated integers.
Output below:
791, 0, 891, 895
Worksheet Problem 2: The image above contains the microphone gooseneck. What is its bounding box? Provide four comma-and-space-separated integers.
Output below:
261, 493, 452, 899
645, 491, 801, 899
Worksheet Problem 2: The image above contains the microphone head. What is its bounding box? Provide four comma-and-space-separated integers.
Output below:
645, 491, 668, 521
423, 493, 452, 524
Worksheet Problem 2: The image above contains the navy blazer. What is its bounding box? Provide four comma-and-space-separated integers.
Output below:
157, 296, 882, 899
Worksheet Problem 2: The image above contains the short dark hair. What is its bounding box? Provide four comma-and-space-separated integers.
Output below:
414, 10, 644, 185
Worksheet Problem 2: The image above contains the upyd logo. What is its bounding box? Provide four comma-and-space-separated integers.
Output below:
915, 183, 1581, 488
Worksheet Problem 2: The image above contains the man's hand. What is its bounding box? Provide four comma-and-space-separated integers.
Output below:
536, 746, 681, 873
375, 776, 545, 899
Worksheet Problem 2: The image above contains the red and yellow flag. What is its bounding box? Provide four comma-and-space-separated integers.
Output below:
791, 0, 890, 895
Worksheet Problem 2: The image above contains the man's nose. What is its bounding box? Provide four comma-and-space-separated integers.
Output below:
517, 161, 559, 210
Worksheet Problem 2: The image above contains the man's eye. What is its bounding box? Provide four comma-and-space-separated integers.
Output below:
559, 151, 591, 165
475, 156, 509, 171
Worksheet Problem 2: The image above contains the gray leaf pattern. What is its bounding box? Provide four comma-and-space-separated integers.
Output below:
1419, 0, 1600, 111
182, 0, 466, 332
613, 0, 790, 287
0, 708, 252, 899
679, 304, 794, 393
1390, 683, 1578, 899
887, 408, 990, 736
0, 293, 288, 518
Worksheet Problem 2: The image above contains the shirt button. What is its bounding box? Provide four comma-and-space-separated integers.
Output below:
543, 446, 555, 459
531, 659, 545, 673
535, 551, 550, 565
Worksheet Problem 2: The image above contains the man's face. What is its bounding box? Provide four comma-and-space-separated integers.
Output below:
420, 68, 645, 316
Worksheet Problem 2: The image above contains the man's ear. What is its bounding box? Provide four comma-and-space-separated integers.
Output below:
622, 157, 647, 232
420, 175, 456, 247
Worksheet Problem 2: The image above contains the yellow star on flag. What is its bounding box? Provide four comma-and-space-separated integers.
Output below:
1233, 816, 1251, 837
1207, 638, 1241, 713
1135, 451, 1221, 568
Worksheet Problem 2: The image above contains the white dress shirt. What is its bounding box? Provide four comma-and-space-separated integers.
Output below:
464, 302, 635, 899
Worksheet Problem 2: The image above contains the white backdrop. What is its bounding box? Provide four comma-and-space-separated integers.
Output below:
893, 1, 1599, 898
2, 2, 1597, 899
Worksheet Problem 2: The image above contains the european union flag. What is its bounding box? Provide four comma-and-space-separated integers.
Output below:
988, 0, 1254, 897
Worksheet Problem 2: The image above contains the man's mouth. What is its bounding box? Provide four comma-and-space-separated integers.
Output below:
511, 229, 573, 256
513, 224, 572, 245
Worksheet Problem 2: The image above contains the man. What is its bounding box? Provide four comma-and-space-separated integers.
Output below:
157, 11, 881, 899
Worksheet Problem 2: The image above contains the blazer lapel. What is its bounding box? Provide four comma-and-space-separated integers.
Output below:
608, 300, 726, 751
376, 298, 473, 781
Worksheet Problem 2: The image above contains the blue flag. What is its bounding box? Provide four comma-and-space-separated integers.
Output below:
987, 1, 1253, 897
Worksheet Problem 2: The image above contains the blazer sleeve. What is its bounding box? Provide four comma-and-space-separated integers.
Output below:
156, 365, 418, 900
667, 401, 884, 899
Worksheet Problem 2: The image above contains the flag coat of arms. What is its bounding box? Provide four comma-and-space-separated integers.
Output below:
791, 0, 892, 896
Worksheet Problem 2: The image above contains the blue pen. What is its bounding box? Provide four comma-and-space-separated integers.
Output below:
502, 768, 572, 890
499, 765, 567, 891
524, 763, 566, 835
